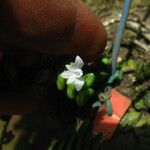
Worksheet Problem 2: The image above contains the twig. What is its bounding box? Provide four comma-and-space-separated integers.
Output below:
103, 14, 150, 42
133, 39, 150, 52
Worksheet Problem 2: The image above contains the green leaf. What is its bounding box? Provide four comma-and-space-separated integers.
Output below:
120, 111, 141, 128
127, 59, 136, 70
134, 118, 148, 128
101, 57, 111, 65
106, 100, 113, 116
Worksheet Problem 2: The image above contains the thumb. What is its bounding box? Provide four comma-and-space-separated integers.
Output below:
71, 1, 107, 62
0, 0, 106, 62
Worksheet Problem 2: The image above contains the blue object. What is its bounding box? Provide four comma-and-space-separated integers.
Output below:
107, 70, 122, 84
92, 101, 101, 108
111, 0, 132, 75
92, 0, 132, 111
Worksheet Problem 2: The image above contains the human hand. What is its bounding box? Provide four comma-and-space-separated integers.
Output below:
0, 0, 107, 114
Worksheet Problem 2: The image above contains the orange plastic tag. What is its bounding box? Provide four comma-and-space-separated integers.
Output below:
93, 89, 131, 142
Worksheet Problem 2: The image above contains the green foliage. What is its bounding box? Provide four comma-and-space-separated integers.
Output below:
76, 88, 94, 106
56, 72, 96, 106
57, 74, 66, 91
134, 91, 150, 111
120, 111, 141, 131
121, 59, 136, 72
134, 99, 146, 110
87, 88, 95, 96
83, 73, 96, 88
98, 87, 113, 116
134, 62, 150, 81
66, 84, 77, 99
134, 118, 148, 128
101, 57, 111, 65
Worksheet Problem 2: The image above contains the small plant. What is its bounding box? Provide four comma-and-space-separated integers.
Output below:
121, 59, 136, 72
56, 56, 96, 106
97, 86, 113, 116
61, 56, 85, 91
134, 91, 150, 111
134, 62, 150, 81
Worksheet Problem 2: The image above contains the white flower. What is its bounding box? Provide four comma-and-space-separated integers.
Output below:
61, 56, 85, 91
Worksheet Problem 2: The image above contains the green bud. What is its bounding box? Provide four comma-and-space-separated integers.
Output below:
75, 88, 95, 106
67, 84, 76, 99
83, 73, 95, 88
57, 74, 66, 91
127, 59, 136, 70
101, 57, 111, 65
121, 61, 128, 71
106, 100, 113, 116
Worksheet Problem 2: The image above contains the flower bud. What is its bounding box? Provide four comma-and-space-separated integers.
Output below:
66, 84, 76, 99
83, 73, 95, 88
56, 74, 66, 91
76, 88, 94, 106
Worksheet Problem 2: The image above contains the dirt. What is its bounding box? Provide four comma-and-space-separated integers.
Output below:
85, 0, 150, 149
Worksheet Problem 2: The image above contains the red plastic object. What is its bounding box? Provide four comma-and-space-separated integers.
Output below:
93, 89, 131, 142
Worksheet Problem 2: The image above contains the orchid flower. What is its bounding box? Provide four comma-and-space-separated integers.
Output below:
61, 56, 84, 91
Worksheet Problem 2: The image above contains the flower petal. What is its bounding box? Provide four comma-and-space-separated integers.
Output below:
74, 78, 84, 91
74, 68, 83, 78
75, 56, 84, 68
61, 71, 73, 79
66, 75, 76, 84
65, 64, 76, 72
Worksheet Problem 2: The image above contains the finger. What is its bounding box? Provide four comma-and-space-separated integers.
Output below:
0, 0, 77, 54
0, 93, 41, 114
71, 0, 107, 62
0, 0, 107, 114
0, 0, 107, 61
